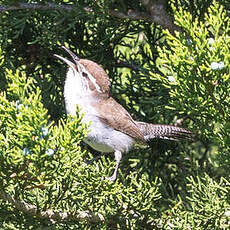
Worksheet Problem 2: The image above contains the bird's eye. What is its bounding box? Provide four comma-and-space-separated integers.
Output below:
82, 72, 88, 77
74, 56, 80, 62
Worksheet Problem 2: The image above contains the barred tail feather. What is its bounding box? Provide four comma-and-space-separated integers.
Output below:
135, 121, 194, 141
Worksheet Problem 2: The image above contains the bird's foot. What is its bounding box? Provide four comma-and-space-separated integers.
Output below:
104, 174, 117, 182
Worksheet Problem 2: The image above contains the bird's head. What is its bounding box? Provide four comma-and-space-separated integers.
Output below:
54, 46, 111, 95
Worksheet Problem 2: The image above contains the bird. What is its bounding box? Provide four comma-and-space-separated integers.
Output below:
54, 46, 193, 181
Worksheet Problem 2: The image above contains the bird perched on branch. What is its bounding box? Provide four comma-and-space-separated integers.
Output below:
55, 46, 193, 181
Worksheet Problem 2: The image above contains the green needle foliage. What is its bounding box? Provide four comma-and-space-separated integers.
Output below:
161, 174, 230, 229
0, 49, 162, 228
0, 1, 229, 229
156, 2, 230, 169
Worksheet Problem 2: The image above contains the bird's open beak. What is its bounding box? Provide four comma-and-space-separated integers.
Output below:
61, 46, 80, 63
54, 46, 80, 71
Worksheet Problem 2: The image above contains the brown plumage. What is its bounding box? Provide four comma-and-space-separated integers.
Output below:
55, 46, 194, 181
81, 59, 193, 143
136, 122, 193, 141
80, 59, 111, 94
94, 97, 145, 142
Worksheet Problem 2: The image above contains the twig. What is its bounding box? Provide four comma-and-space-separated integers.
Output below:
0, 3, 71, 12
0, 2, 179, 33
0, 189, 104, 223
115, 59, 148, 72
0, 3, 92, 13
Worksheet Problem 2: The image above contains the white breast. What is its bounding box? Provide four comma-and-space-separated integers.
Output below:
64, 68, 135, 153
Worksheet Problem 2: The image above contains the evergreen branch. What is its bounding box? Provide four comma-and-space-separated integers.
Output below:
0, 189, 105, 223
0, 2, 179, 33
115, 60, 143, 72
114, 59, 150, 74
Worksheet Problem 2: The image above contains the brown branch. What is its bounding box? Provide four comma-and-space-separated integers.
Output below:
0, 2, 92, 13
0, 3, 70, 12
0, 2, 180, 33
0, 189, 104, 223
140, 0, 182, 34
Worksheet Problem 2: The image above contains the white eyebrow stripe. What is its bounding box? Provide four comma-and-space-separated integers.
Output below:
80, 64, 102, 93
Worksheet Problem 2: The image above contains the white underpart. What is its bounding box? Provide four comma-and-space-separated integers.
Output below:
64, 66, 134, 154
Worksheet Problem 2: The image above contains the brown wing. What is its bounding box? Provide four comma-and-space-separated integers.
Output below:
94, 97, 145, 142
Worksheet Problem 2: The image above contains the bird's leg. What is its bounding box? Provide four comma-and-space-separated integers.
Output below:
107, 150, 122, 181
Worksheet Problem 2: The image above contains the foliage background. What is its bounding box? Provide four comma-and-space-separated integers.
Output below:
0, 0, 230, 229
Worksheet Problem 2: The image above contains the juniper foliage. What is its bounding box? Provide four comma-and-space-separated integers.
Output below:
0, 0, 229, 229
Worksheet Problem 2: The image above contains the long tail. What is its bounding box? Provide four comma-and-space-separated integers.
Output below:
135, 121, 194, 141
